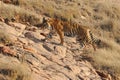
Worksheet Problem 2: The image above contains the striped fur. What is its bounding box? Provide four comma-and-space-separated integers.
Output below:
41, 17, 100, 51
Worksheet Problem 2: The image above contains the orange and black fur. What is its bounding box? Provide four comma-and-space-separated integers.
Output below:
40, 17, 101, 51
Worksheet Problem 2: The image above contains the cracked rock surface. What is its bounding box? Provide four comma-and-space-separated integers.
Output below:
0, 22, 102, 80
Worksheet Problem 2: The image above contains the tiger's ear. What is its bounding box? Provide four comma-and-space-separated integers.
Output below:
47, 18, 53, 22
42, 17, 47, 23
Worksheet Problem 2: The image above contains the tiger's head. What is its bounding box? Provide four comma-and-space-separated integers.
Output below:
40, 17, 54, 30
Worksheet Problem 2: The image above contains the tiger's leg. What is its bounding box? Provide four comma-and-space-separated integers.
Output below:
40, 32, 52, 41
81, 42, 86, 49
76, 37, 86, 49
81, 41, 90, 50
88, 30, 97, 51
92, 43, 96, 51
57, 30, 64, 45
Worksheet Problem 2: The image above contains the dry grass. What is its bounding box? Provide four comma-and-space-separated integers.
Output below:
17, 0, 81, 21
93, 49, 120, 71
86, 33, 120, 79
0, 1, 41, 25
0, 30, 12, 46
88, 1, 120, 78
0, 56, 31, 80
88, 40, 120, 79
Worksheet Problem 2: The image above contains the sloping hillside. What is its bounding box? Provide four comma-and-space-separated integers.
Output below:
0, 0, 120, 80
0, 20, 103, 80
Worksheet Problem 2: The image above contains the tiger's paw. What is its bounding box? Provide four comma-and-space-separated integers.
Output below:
59, 42, 64, 46
41, 39, 47, 42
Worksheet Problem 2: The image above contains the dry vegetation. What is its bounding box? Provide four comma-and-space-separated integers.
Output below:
0, 1, 41, 25
0, 0, 120, 79
0, 30, 12, 46
0, 56, 31, 80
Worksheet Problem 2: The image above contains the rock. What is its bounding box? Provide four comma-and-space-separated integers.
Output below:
25, 26, 38, 32
42, 43, 67, 58
32, 43, 48, 53
0, 22, 22, 42
96, 70, 112, 80
51, 73, 69, 80
25, 54, 39, 66
0, 74, 6, 80
23, 45, 37, 54
81, 15, 87, 20
17, 37, 28, 45
0, 45, 17, 56
8, 34, 18, 42
0, 16, 4, 22
68, 65, 81, 74
80, 66, 91, 76
42, 43, 54, 52
54, 46, 67, 58
9, 22, 26, 36
62, 53, 76, 65
31, 73, 49, 80
24, 31, 43, 43
2, 0, 11, 4
24, 31, 35, 39
0, 18, 103, 80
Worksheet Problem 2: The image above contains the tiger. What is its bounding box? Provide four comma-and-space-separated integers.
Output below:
40, 17, 101, 51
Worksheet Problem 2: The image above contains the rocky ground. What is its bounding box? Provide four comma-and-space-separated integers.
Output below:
0, 20, 111, 80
